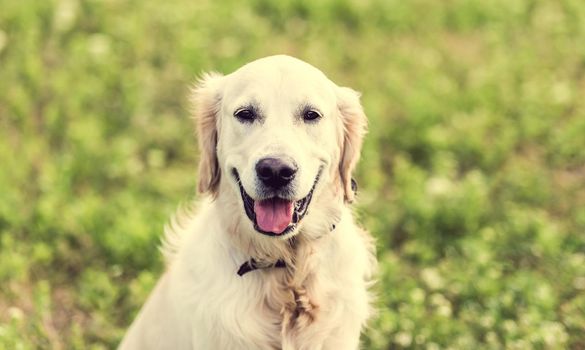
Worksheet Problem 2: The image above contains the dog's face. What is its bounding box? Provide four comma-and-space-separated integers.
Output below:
192, 56, 366, 239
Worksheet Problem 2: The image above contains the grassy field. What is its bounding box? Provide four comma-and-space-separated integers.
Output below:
1, 0, 584, 348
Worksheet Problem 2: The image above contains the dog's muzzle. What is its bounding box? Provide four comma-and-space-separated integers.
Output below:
232, 167, 323, 237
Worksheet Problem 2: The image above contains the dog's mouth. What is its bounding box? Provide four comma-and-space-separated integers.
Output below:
232, 168, 323, 237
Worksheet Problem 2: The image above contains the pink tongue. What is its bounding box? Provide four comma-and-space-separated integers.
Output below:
254, 198, 294, 234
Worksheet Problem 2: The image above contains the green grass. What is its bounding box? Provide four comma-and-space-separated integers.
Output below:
1, 0, 584, 348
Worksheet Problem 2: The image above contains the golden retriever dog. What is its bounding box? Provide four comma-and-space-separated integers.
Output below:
119, 55, 376, 350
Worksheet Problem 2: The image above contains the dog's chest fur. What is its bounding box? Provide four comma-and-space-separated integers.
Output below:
232, 268, 322, 349
192, 241, 332, 349
175, 226, 358, 349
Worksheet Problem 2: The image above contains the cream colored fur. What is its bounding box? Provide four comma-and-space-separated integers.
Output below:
119, 55, 376, 350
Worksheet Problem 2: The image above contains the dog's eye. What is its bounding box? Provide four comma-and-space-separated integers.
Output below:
234, 109, 256, 122
303, 109, 322, 122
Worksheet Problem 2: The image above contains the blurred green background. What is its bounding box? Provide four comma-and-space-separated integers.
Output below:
1, 0, 584, 348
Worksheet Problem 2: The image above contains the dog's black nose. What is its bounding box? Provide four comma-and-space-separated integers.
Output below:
256, 157, 297, 189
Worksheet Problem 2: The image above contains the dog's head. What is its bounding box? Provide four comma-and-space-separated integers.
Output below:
191, 55, 366, 239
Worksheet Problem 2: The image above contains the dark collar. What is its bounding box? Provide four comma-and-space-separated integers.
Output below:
237, 258, 286, 276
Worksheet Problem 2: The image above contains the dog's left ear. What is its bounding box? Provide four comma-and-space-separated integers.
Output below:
336, 86, 368, 203
191, 72, 224, 197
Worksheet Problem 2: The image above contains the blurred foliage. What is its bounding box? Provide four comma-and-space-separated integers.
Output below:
1, 0, 584, 348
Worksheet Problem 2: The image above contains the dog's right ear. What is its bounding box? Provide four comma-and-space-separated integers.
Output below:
190, 72, 224, 197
